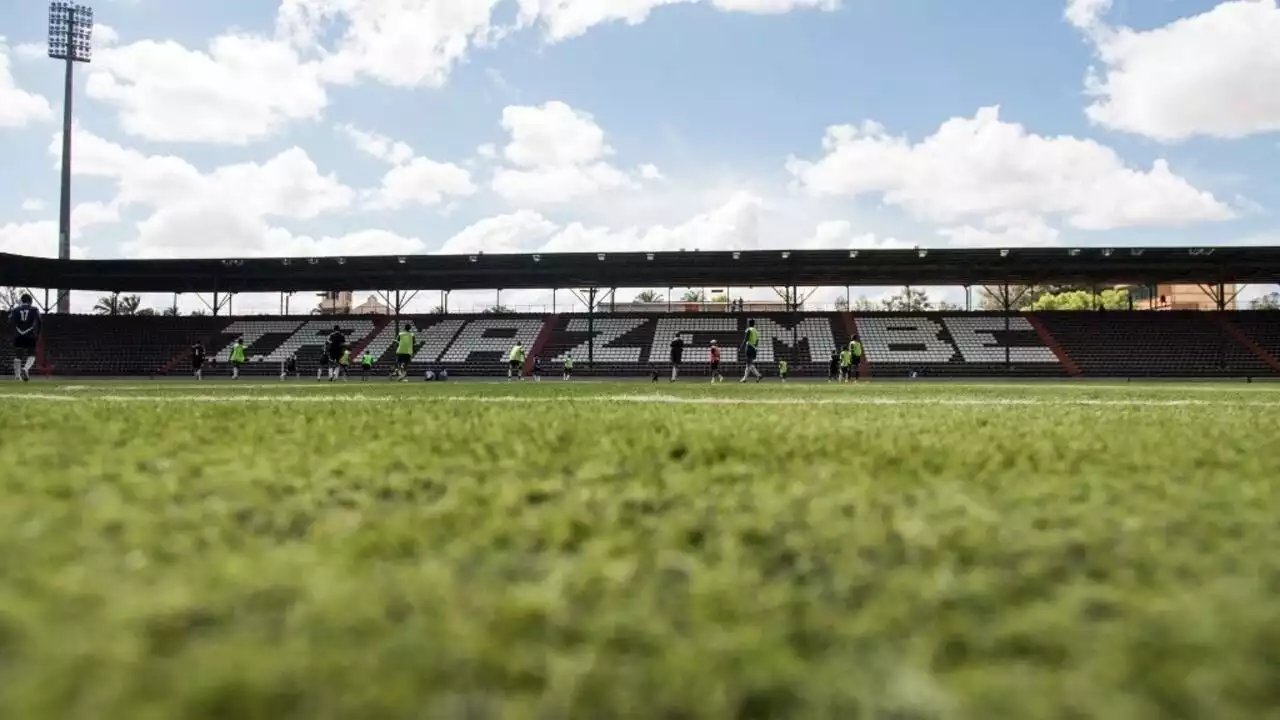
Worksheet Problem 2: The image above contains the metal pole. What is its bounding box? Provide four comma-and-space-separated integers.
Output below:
587, 288, 596, 369
1002, 284, 1011, 372
55, 8, 77, 314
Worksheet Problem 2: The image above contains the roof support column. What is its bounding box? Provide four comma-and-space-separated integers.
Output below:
198, 291, 233, 317
587, 287, 597, 369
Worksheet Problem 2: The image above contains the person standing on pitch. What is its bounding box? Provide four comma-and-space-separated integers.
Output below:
740, 319, 762, 383
669, 334, 684, 382
563, 355, 574, 381
325, 325, 345, 382
229, 338, 248, 380
9, 293, 40, 382
338, 346, 352, 381
394, 324, 414, 382
507, 342, 526, 381
360, 348, 375, 380
849, 335, 864, 383
191, 340, 206, 381
709, 340, 723, 383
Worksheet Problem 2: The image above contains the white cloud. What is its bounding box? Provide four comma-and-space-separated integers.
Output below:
364, 157, 477, 210
786, 106, 1233, 231
336, 124, 477, 210
493, 163, 632, 205
639, 163, 664, 180
1064, 0, 1112, 30
0, 39, 54, 128
936, 213, 1062, 248
0, 221, 86, 259
21, 198, 45, 212
491, 101, 642, 204
516, 0, 838, 42
1079, 0, 1280, 142
85, 34, 327, 144
94, 24, 121, 48
51, 127, 358, 259
476, 143, 498, 159
277, 0, 504, 88
0, 201, 115, 259
798, 220, 909, 250
337, 123, 414, 165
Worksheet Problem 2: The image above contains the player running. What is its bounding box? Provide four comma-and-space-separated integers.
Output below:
839, 345, 852, 383
325, 325, 345, 382
507, 342, 525, 381
669, 334, 684, 382
778, 358, 789, 383
709, 340, 723, 383
191, 340, 206, 381
360, 349, 375, 380
739, 319, 762, 383
338, 346, 351, 381
229, 338, 247, 380
563, 355, 574, 381
394, 324, 414, 382
8, 293, 40, 382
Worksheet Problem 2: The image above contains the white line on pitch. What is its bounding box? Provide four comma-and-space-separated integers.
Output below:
3, 393, 1279, 408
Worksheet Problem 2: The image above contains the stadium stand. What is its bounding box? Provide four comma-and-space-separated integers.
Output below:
1034, 311, 1276, 378
4, 311, 1280, 379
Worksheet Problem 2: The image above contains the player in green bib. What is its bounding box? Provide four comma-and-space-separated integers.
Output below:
360, 349, 374, 381
393, 325, 414, 382
563, 355, 574, 381
849, 337, 863, 383
229, 339, 247, 380
739, 319, 762, 383
778, 358, 789, 383
839, 347, 853, 383
507, 342, 526, 381
338, 347, 351, 381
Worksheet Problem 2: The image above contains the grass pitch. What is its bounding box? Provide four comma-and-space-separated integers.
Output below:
1, 379, 1279, 719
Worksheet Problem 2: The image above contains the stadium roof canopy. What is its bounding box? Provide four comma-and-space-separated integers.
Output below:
2, 246, 1279, 294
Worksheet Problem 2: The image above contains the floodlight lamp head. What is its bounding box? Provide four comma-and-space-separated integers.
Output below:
781, 251, 790, 259
397, 256, 406, 264
732, 251, 741, 260
468, 255, 477, 263
597, 253, 605, 261
918, 249, 928, 258
646, 253, 654, 261
999, 249, 1009, 258
1102, 248, 1114, 257
532, 254, 541, 262
849, 250, 858, 258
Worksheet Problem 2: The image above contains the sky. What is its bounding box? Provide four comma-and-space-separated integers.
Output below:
1, 0, 1279, 313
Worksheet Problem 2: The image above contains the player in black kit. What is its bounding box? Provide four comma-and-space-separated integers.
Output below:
9, 293, 40, 382
191, 341, 206, 380
325, 325, 345, 382
669, 335, 684, 382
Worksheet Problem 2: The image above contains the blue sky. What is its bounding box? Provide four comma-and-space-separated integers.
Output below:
1, 0, 1277, 311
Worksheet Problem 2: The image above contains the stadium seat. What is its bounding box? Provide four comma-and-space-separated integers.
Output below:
5, 310, 1277, 379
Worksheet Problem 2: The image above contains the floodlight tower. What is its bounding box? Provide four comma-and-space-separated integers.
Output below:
47, 2, 93, 314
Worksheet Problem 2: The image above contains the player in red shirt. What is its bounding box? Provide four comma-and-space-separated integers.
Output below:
709, 340, 724, 384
